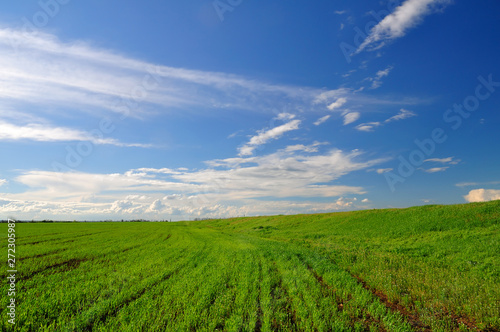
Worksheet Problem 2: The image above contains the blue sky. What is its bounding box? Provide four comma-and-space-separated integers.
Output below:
0, 0, 499, 220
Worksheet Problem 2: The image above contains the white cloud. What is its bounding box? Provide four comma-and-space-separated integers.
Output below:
464, 189, 500, 203
176, 149, 384, 200
0, 120, 148, 147
456, 181, 500, 187
419, 157, 460, 173
1, 26, 394, 127
283, 142, 325, 153
369, 66, 393, 89
276, 112, 296, 121
376, 67, 392, 79
425, 157, 452, 163
314, 115, 331, 126
227, 131, 242, 139
357, 0, 451, 53
313, 89, 349, 105
111, 199, 136, 213
0, 179, 7, 186
238, 119, 301, 156
163, 194, 183, 200
384, 109, 416, 123
420, 167, 448, 173
371, 81, 383, 90
0, 26, 423, 144
147, 199, 165, 213
1, 147, 387, 220
334, 10, 347, 15
356, 122, 381, 132
361, 198, 370, 203
376, 168, 393, 174
424, 157, 460, 165
342, 70, 356, 78
343, 112, 361, 125
456, 182, 477, 187
327, 97, 347, 111
356, 109, 416, 132
334, 197, 357, 208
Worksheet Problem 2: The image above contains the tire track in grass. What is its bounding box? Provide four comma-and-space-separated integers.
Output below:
18, 249, 67, 261
304, 263, 346, 314
19, 257, 89, 281
299, 256, 386, 332
352, 274, 431, 332
254, 257, 263, 332
268, 241, 487, 331
106, 247, 214, 330
16, 244, 144, 281
82, 268, 180, 330
20, 231, 111, 245
263, 240, 348, 331
437, 308, 498, 332
269, 262, 298, 331
76, 249, 197, 331
254, 296, 262, 332
87, 233, 209, 331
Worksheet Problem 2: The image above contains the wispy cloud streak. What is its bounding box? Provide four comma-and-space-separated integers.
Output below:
357, 0, 451, 53
0, 121, 149, 147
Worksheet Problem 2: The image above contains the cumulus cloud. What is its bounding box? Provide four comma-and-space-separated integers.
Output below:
334, 197, 357, 208
464, 189, 500, 203
357, 0, 452, 53
111, 199, 136, 213
176, 149, 384, 199
0, 179, 7, 186
1, 147, 387, 220
147, 199, 165, 213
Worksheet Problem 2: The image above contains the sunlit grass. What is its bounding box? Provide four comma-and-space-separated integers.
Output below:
0, 200, 498, 331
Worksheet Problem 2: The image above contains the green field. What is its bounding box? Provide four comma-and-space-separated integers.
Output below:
1, 201, 499, 331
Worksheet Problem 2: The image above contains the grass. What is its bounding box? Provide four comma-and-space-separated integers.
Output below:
1, 200, 498, 331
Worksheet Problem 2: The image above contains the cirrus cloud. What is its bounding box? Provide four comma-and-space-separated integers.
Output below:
357, 0, 452, 53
